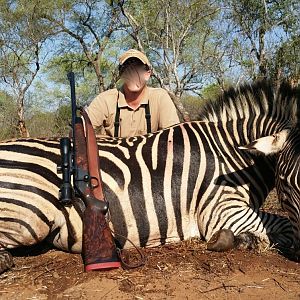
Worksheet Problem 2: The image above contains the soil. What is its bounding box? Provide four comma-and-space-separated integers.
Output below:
0, 191, 299, 300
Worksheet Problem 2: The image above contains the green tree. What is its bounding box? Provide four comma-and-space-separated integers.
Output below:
0, 91, 18, 139
118, 0, 220, 121
54, 104, 72, 137
270, 35, 300, 86
37, 0, 123, 93
27, 111, 57, 138
25, 79, 72, 137
219, 0, 300, 80
45, 52, 101, 104
0, 0, 51, 137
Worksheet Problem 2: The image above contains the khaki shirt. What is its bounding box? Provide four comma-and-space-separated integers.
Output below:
86, 86, 179, 137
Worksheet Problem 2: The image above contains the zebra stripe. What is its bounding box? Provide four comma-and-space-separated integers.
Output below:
275, 129, 300, 249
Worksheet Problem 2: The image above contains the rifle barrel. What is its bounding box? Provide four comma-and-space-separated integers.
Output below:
67, 71, 77, 131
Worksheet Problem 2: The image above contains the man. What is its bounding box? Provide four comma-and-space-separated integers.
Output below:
86, 49, 179, 137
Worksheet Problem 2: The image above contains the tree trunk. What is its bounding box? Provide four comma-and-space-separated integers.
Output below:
92, 59, 106, 93
17, 94, 29, 137
258, 26, 267, 79
168, 91, 191, 122
18, 120, 29, 137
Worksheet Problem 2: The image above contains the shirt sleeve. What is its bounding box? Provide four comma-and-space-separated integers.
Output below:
86, 94, 108, 129
158, 90, 180, 129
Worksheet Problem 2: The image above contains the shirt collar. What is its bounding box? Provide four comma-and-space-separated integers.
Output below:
118, 86, 149, 108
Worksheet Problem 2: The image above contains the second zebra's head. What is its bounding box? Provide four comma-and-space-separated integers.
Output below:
239, 128, 300, 255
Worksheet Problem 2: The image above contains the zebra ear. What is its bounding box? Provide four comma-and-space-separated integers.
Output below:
238, 129, 290, 156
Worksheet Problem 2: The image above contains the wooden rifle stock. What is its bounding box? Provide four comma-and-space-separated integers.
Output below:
73, 116, 120, 271
66, 71, 120, 271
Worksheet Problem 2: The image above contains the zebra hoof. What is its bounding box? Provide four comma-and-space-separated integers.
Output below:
234, 232, 259, 250
206, 229, 235, 252
0, 251, 14, 274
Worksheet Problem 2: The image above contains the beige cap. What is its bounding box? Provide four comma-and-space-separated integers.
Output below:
119, 49, 151, 67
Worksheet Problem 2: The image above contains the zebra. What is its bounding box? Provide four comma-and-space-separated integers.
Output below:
240, 127, 300, 256
0, 80, 298, 273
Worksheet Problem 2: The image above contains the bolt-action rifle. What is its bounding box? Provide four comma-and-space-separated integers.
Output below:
57, 72, 120, 271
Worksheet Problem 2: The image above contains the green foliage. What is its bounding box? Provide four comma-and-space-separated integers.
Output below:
54, 104, 71, 136
181, 95, 203, 121
0, 91, 18, 139
270, 35, 300, 82
220, 0, 300, 80
181, 83, 226, 120
46, 53, 92, 83
32, 0, 124, 91
44, 53, 105, 103
27, 105, 71, 138
27, 111, 57, 138
201, 84, 224, 100
0, 0, 299, 134
122, 0, 219, 94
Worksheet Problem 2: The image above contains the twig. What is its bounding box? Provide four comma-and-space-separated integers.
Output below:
273, 278, 286, 291
278, 270, 299, 276
100, 285, 118, 299
33, 261, 74, 283
201, 284, 237, 293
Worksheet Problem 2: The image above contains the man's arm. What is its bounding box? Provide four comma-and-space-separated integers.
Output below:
86, 94, 108, 129
158, 90, 180, 129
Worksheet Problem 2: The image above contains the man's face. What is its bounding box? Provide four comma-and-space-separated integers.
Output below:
120, 59, 151, 92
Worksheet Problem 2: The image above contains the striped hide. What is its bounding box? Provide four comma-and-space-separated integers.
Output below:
0, 80, 299, 272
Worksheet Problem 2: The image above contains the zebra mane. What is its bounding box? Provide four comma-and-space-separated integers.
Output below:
198, 80, 300, 127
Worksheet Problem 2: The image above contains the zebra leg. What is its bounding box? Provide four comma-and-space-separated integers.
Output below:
207, 229, 268, 251
203, 209, 294, 252
234, 232, 266, 250
0, 250, 13, 274
47, 205, 83, 253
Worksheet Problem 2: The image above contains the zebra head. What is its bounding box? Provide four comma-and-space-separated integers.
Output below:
240, 128, 300, 255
